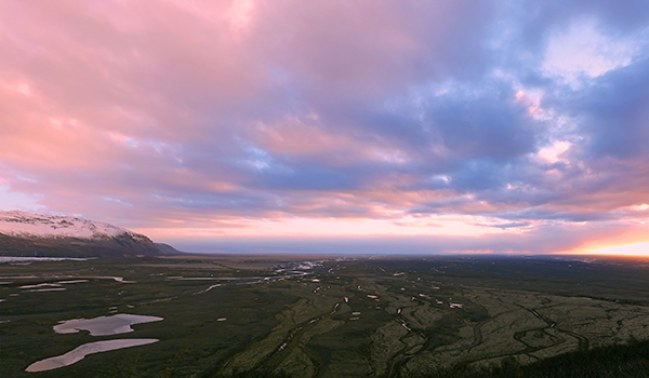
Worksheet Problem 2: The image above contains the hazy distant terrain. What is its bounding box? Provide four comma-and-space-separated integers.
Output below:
2, 255, 649, 377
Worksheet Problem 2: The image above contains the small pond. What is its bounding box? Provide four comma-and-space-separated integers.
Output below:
53, 313, 163, 336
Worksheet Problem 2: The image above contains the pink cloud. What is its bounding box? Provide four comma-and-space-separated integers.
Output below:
1, 1, 648, 254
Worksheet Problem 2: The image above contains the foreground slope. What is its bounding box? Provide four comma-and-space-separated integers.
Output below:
0, 211, 178, 257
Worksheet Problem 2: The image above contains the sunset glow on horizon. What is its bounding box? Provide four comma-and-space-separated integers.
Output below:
1, 1, 649, 254
576, 242, 649, 257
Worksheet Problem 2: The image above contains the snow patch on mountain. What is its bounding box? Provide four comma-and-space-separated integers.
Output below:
0, 211, 129, 239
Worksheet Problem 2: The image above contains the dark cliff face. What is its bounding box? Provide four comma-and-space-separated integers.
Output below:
0, 231, 179, 258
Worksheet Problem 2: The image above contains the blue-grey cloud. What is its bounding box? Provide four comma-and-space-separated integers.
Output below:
1, 1, 649, 253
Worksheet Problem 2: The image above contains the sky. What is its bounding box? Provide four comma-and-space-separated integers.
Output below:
1, 1, 649, 255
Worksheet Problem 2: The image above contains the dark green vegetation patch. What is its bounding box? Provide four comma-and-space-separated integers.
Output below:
1, 255, 649, 377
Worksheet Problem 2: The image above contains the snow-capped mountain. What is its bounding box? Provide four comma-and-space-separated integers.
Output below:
0, 211, 178, 257
0, 211, 128, 239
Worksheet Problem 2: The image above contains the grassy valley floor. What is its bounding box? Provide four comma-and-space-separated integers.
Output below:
1, 255, 649, 377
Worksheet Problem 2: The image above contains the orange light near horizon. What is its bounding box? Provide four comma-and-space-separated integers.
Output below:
574, 241, 649, 257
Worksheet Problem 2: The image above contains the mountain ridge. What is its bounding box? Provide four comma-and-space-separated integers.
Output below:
0, 211, 180, 257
